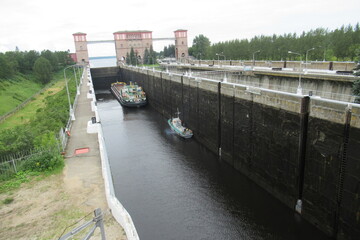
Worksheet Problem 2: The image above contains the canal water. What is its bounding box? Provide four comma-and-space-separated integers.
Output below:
96, 92, 329, 240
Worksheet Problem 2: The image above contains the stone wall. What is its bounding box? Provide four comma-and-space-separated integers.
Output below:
113, 66, 360, 239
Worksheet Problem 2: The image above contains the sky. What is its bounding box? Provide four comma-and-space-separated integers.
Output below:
0, 0, 359, 57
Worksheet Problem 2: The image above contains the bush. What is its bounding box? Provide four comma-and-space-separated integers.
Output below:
21, 151, 63, 172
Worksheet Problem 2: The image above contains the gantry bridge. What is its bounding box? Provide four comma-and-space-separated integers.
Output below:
73, 30, 187, 65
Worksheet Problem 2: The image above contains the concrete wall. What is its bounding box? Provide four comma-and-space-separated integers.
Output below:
188, 60, 357, 71
105, 66, 360, 239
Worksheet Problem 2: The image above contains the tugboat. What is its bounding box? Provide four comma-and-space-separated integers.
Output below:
111, 82, 147, 107
168, 109, 193, 139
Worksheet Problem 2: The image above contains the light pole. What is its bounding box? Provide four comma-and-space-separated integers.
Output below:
252, 50, 260, 68
197, 53, 202, 66
72, 66, 80, 95
288, 51, 303, 95
63, 65, 77, 120
305, 47, 315, 73
216, 52, 225, 66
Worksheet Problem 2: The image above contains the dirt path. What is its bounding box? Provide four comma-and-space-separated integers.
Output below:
0, 168, 127, 240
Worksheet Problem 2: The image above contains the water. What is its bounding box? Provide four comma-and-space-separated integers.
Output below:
89, 56, 116, 68
96, 92, 329, 240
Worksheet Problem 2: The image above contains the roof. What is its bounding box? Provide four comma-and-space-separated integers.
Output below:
72, 32, 87, 35
174, 29, 187, 32
114, 30, 152, 34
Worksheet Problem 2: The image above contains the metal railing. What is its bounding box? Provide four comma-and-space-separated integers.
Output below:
153, 66, 356, 102
58, 208, 106, 240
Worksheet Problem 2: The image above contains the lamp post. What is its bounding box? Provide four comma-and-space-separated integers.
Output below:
288, 51, 303, 95
216, 52, 225, 66
252, 50, 260, 69
305, 47, 315, 73
72, 66, 80, 95
63, 65, 77, 120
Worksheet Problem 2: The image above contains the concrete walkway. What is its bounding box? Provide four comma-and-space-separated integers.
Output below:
63, 67, 126, 239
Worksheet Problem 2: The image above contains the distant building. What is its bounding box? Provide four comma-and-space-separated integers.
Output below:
174, 30, 188, 60
72, 32, 89, 64
72, 29, 189, 66
69, 53, 77, 63
113, 30, 153, 64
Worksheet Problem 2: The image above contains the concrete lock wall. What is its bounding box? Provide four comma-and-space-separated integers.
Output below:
117, 66, 360, 239
188, 60, 357, 71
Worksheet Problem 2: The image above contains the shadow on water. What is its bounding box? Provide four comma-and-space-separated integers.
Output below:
96, 92, 330, 240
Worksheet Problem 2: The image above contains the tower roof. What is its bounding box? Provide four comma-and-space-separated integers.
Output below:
73, 32, 87, 35
114, 30, 152, 34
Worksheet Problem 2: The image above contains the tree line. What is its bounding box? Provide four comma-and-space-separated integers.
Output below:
189, 23, 360, 62
0, 50, 74, 83
126, 46, 157, 65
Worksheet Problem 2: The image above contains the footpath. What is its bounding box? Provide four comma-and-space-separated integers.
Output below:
63, 67, 126, 239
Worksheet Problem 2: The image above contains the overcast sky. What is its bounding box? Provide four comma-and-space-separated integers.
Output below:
0, 0, 359, 57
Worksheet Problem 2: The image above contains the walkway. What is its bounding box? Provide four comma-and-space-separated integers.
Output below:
63, 67, 126, 239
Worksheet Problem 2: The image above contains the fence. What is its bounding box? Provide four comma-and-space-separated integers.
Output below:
0, 86, 47, 123
0, 66, 83, 180
0, 146, 60, 180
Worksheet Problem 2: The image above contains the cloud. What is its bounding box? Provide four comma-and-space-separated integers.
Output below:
0, 0, 359, 54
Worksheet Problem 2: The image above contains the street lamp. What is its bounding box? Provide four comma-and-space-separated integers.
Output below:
305, 48, 315, 73
63, 65, 77, 120
197, 53, 202, 66
288, 51, 303, 95
252, 50, 260, 68
216, 52, 225, 66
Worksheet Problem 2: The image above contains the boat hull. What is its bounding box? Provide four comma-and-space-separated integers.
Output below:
111, 84, 147, 108
167, 119, 193, 139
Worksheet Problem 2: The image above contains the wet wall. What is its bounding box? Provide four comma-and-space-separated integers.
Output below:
102, 66, 359, 239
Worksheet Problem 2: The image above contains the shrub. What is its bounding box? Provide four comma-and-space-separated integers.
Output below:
21, 151, 63, 172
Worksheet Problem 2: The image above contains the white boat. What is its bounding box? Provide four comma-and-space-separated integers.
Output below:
168, 109, 193, 139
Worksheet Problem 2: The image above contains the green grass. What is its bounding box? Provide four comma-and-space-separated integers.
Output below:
0, 70, 75, 130
0, 74, 42, 115
3, 197, 14, 204
0, 163, 64, 194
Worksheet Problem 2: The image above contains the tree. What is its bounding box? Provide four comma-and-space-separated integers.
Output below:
0, 53, 15, 79
189, 34, 211, 59
129, 48, 136, 65
126, 52, 130, 65
352, 51, 360, 103
149, 45, 156, 64
33, 57, 53, 84
41, 50, 59, 70
144, 48, 150, 64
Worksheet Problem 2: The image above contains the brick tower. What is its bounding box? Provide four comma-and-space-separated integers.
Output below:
113, 30, 153, 65
72, 32, 89, 64
174, 29, 188, 61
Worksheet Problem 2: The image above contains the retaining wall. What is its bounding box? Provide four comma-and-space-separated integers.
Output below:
119, 66, 360, 239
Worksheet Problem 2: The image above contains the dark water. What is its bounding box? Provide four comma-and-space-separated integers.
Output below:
97, 92, 329, 240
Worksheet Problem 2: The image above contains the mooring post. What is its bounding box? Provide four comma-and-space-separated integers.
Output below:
295, 96, 310, 214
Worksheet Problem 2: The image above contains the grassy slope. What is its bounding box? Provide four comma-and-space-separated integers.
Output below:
0, 70, 70, 131
0, 74, 42, 115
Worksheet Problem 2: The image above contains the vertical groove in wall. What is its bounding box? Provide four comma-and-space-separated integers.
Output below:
197, 81, 199, 134
170, 75, 172, 117
334, 106, 352, 238
181, 76, 184, 122
232, 85, 235, 165
298, 96, 310, 200
218, 82, 222, 156
161, 75, 164, 116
